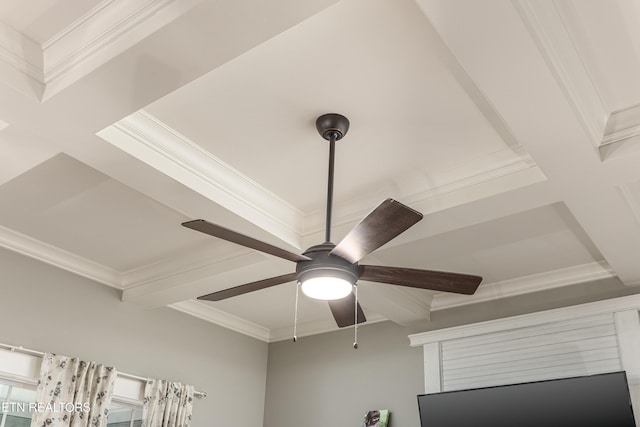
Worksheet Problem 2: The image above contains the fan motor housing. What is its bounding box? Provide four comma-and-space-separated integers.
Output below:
316, 113, 350, 141
296, 243, 359, 285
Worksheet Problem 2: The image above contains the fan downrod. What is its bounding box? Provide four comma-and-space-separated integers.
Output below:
316, 113, 350, 141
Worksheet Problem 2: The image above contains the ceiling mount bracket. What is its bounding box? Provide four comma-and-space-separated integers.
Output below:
316, 113, 350, 141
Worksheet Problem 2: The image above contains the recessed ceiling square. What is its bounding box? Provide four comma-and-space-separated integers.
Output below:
0, 154, 226, 271
140, 0, 539, 216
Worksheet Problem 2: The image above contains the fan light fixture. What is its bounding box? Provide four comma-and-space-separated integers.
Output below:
295, 243, 360, 301
300, 276, 353, 300
185, 113, 483, 332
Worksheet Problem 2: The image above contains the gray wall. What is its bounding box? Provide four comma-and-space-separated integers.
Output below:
0, 247, 268, 427
263, 321, 424, 427
262, 277, 640, 427
5, 243, 639, 427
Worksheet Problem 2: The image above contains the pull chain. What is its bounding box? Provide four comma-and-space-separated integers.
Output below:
293, 281, 300, 342
353, 284, 359, 349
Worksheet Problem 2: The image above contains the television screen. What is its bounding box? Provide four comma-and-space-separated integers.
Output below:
417, 371, 636, 427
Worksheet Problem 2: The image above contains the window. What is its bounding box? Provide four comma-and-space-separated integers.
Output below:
0, 381, 36, 427
0, 348, 151, 426
0, 378, 142, 427
107, 402, 143, 427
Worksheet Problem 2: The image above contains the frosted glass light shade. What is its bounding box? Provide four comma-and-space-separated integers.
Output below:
300, 276, 353, 300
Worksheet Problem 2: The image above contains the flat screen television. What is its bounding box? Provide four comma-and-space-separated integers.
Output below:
417, 371, 636, 427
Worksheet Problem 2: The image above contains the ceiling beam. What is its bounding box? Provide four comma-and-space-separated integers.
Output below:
121, 252, 293, 308
417, 0, 640, 289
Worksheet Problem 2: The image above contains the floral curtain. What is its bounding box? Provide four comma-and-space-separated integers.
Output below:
31, 353, 117, 427
142, 380, 193, 427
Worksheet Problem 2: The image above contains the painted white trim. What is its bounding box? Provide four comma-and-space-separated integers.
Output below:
357, 283, 432, 326
405, 155, 543, 216
304, 146, 542, 235
170, 300, 386, 343
614, 310, 640, 422
0, 23, 45, 100
600, 104, 640, 154
0, 225, 121, 288
614, 310, 640, 383
0, 22, 43, 81
169, 300, 271, 342
40, 0, 202, 100
97, 111, 304, 249
0, 0, 201, 101
516, 1, 640, 162
101, 111, 543, 244
514, 0, 607, 147
268, 313, 387, 343
120, 250, 269, 307
620, 185, 640, 228
423, 342, 442, 394
409, 293, 640, 347
0, 221, 614, 342
120, 245, 253, 289
431, 261, 614, 311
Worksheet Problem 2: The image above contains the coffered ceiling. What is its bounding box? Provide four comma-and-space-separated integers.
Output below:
2, 0, 640, 341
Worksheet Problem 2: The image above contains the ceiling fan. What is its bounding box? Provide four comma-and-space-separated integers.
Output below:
182, 114, 482, 328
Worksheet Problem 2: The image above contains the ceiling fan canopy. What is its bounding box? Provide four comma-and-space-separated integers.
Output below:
181, 113, 483, 328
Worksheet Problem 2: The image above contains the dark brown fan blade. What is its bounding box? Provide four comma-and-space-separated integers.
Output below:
359, 265, 482, 295
182, 220, 310, 263
197, 273, 297, 301
328, 293, 366, 328
330, 199, 423, 264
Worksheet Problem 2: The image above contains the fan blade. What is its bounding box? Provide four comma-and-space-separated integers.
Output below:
330, 199, 423, 264
197, 273, 297, 301
328, 293, 366, 328
182, 220, 310, 263
359, 265, 482, 295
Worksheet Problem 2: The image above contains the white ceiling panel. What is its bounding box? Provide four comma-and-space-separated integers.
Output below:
1, 0, 640, 339
0, 154, 224, 271
0, 0, 103, 44
145, 0, 524, 213
555, 0, 640, 112
372, 203, 603, 284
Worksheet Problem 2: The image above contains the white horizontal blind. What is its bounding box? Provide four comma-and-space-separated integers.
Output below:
441, 313, 621, 391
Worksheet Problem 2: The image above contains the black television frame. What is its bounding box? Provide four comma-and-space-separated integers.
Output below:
417, 371, 636, 427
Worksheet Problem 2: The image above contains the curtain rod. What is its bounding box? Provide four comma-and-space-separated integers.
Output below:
0, 343, 207, 398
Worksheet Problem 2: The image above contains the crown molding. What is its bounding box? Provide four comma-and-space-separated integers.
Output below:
170, 299, 386, 343
619, 184, 640, 230
598, 104, 640, 160
404, 150, 542, 214
410, 293, 640, 347
516, 2, 640, 161
602, 104, 640, 145
357, 283, 432, 326
169, 300, 272, 342
120, 244, 253, 289
0, 0, 201, 101
514, 0, 607, 147
0, 22, 43, 81
41, 0, 202, 101
0, 225, 121, 288
0, 23, 44, 100
100, 111, 544, 250
431, 260, 615, 311
304, 149, 543, 237
97, 110, 304, 249
120, 249, 270, 307
0, 220, 618, 342
268, 313, 387, 343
